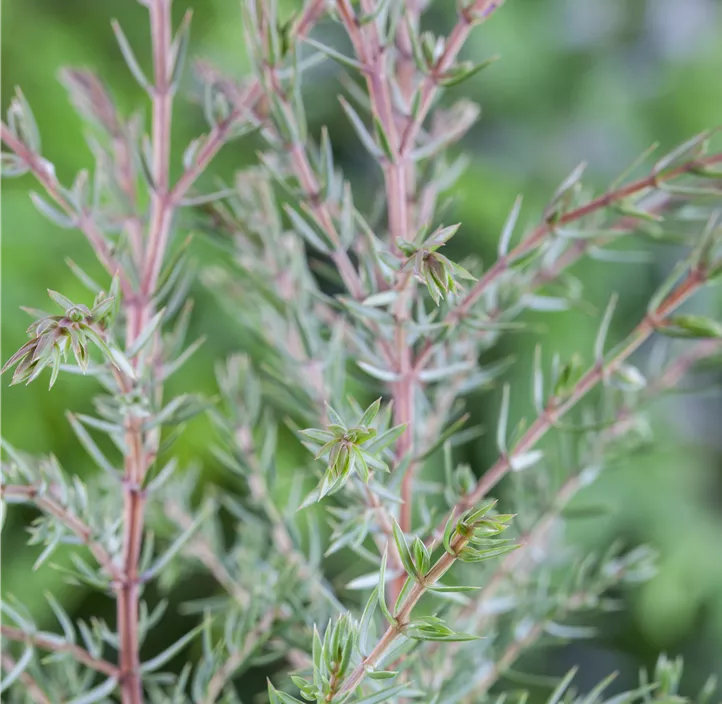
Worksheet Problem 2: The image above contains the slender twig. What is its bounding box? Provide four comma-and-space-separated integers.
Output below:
470, 475, 581, 622
398, 0, 506, 157
466, 583, 623, 700
168, 80, 262, 206
203, 608, 277, 704
447, 270, 708, 520
165, 501, 251, 608
649, 338, 722, 391
170, 0, 325, 205
334, 0, 511, 608
3, 0, 721, 701
212, 14, 398, 549
3, 8, 328, 696
255, 25, 365, 300
399, 339, 722, 692
0, 122, 126, 293
528, 189, 679, 289
1, 483, 123, 583
333, 0, 420, 603
452, 152, 722, 322
1, 652, 53, 704
412, 154, 722, 373
389, 1, 508, 603
117, 2, 175, 701
485, 336, 721, 575
335, 264, 710, 696
1, 625, 120, 678
2, 83, 149, 703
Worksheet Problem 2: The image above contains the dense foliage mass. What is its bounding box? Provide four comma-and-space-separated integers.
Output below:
1, 1, 721, 703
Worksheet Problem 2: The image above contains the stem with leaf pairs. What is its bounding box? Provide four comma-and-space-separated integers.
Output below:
2, 2, 325, 700
0, 483, 123, 583
414, 148, 722, 371
423, 337, 722, 687
118, 3, 328, 699
0, 124, 125, 291
333, 0, 417, 604
333, 0, 509, 604
1, 652, 53, 704
1, 626, 120, 678
456, 151, 722, 320
448, 269, 709, 517
334, 0, 721, 606
113, 1, 175, 699
336, 262, 713, 697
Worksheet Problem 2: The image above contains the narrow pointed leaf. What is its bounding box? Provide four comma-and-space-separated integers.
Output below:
111, 20, 150, 90
142, 503, 211, 582
0, 646, 33, 691
303, 36, 363, 71
30, 192, 76, 228
67, 413, 118, 477
392, 518, 417, 579
66, 676, 119, 704
499, 195, 523, 257
140, 623, 203, 674
339, 97, 382, 159
127, 309, 166, 357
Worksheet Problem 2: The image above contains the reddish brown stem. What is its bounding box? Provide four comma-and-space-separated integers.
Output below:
334, 0, 420, 603
454, 152, 722, 322
435, 268, 707, 543
387, 0, 489, 600
3, 7, 333, 702
202, 608, 277, 704
170, 82, 262, 205
1, 625, 120, 678
1, 483, 123, 583
118, 2, 174, 701
458, 336, 721, 626
333, 264, 709, 698
116, 405, 147, 703
338, 548, 460, 696
0, 123, 127, 294
399, 0, 506, 156
1, 652, 52, 704
412, 152, 722, 373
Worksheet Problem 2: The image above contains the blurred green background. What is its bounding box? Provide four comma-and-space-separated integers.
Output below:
2, 0, 722, 698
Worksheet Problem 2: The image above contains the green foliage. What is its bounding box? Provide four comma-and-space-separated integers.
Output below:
2, 0, 722, 703
300, 398, 401, 498
2, 285, 127, 388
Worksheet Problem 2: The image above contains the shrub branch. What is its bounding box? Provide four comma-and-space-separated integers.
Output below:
336, 264, 711, 696
1, 625, 120, 678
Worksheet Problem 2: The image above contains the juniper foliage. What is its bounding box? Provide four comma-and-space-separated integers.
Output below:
2, 1, 722, 703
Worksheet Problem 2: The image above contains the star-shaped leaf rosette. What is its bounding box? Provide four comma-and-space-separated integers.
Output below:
300, 398, 406, 502
397, 223, 477, 305
2, 281, 133, 388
